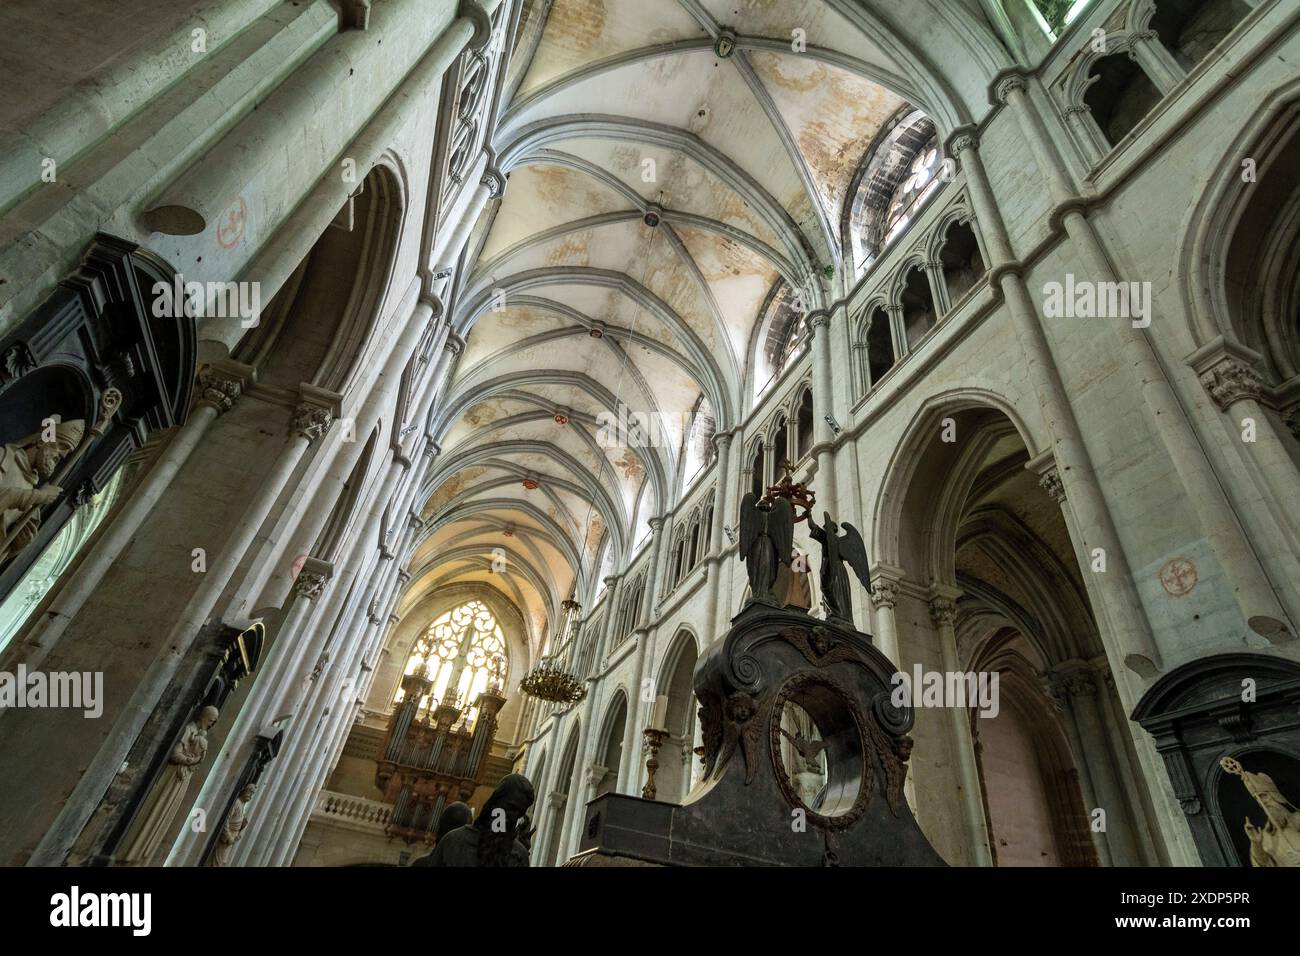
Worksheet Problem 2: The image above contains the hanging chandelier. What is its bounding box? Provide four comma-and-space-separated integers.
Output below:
519, 656, 586, 704
520, 597, 586, 704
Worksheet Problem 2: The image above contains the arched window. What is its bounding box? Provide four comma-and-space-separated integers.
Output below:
772, 415, 789, 482
1150, 0, 1249, 73
701, 497, 715, 551
394, 599, 508, 725
939, 219, 987, 308
795, 389, 814, 460
1083, 54, 1161, 148
862, 305, 896, 389
900, 265, 937, 349
883, 138, 942, 248
680, 395, 717, 493
847, 109, 941, 275
671, 535, 686, 586
688, 517, 701, 569
750, 443, 766, 500
752, 282, 810, 401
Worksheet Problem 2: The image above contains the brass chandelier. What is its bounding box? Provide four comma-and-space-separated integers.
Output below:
520, 597, 586, 704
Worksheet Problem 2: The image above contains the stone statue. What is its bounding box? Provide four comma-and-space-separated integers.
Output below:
207, 783, 255, 867
806, 511, 872, 626
738, 492, 794, 607
1220, 756, 1300, 866
122, 705, 219, 865
425, 774, 535, 866
0, 419, 84, 563
410, 801, 473, 866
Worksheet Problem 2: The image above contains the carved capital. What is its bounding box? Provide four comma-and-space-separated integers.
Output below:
291, 403, 332, 442
647, 516, 665, 532
949, 132, 979, 155
444, 332, 466, 356
995, 74, 1027, 104
870, 579, 900, 610
295, 570, 327, 601
1039, 468, 1067, 504
1048, 668, 1098, 702
928, 597, 958, 628
1199, 358, 1264, 411
197, 367, 243, 414
808, 309, 831, 330
481, 167, 507, 199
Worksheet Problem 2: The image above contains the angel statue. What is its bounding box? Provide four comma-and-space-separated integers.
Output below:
738, 491, 794, 607
807, 512, 872, 627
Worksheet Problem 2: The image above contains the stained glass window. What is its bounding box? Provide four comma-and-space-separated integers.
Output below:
883, 139, 941, 247
394, 599, 508, 725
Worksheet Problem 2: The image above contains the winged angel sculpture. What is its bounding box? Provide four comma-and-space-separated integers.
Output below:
807, 512, 872, 627
738, 491, 794, 607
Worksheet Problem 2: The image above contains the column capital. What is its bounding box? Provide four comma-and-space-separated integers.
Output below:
808, 309, 831, 330
294, 557, 333, 600
1039, 468, 1066, 504
870, 578, 900, 610
480, 167, 507, 199
291, 403, 332, 442
944, 124, 980, 157
196, 360, 255, 414
1199, 358, 1266, 411
928, 597, 958, 628
444, 331, 466, 356
1046, 664, 1099, 702
989, 68, 1029, 107
1186, 336, 1268, 411
647, 515, 666, 532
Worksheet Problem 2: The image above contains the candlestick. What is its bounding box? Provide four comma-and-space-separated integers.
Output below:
641, 727, 669, 800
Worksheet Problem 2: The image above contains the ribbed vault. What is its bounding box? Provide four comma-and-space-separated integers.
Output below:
419, 0, 1008, 656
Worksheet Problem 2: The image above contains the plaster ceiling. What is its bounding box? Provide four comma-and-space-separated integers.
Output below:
418, 0, 1009, 652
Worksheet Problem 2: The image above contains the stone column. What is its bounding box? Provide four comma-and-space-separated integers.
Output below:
559, 681, 602, 860
1193, 344, 1300, 559
538, 790, 566, 866
594, 574, 621, 668
708, 432, 733, 555
993, 81, 1298, 641
1127, 29, 1184, 93
924, 257, 949, 316
10, 360, 253, 673
1046, 665, 1136, 865
887, 304, 906, 358
29, 387, 337, 866
947, 130, 1162, 677
869, 569, 903, 667
807, 309, 838, 516
229, 560, 336, 863
711, 430, 742, 635
640, 516, 665, 629
929, 592, 993, 866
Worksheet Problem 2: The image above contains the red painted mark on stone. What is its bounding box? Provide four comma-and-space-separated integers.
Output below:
1159, 557, 1198, 597
216, 196, 247, 249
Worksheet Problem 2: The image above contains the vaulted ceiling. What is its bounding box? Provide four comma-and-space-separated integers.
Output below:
416, 0, 1009, 653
